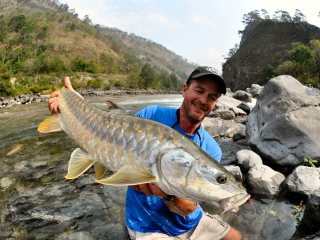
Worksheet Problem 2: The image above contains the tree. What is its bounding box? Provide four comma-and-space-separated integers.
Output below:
273, 10, 292, 22
225, 44, 239, 60
83, 15, 92, 25
292, 9, 306, 22
8, 15, 27, 32
242, 10, 261, 25
260, 9, 270, 19
140, 63, 155, 90
290, 44, 315, 66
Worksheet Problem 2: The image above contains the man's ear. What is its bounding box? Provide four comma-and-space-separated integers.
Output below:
182, 84, 188, 96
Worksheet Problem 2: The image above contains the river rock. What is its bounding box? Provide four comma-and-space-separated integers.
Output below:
216, 95, 247, 116
246, 84, 263, 98
237, 102, 251, 115
209, 109, 236, 120
224, 165, 243, 181
299, 191, 320, 235
285, 166, 320, 196
236, 149, 263, 172
218, 138, 251, 165
203, 118, 245, 138
232, 90, 252, 103
0, 177, 14, 188
246, 75, 320, 166
247, 165, 285, 197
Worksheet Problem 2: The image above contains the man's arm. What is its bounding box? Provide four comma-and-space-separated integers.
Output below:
131, 183, 197, 216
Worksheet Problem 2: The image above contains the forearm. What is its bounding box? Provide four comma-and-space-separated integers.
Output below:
163, 196, 197, 216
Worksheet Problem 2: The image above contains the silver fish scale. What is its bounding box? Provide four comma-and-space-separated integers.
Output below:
59, 88, 176, 172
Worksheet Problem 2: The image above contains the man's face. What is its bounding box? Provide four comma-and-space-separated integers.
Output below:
182, 78, 220, 123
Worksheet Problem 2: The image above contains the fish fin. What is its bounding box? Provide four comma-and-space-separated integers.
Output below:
106, 100, 123, 110
65, 148, 94, 179
96, 165, 156, 186
94, 162, 108, 179
37, 115, 62, 133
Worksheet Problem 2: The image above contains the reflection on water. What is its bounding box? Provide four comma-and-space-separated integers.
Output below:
0, 94, 297, 239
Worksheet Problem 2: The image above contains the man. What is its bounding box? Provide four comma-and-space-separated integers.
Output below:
48, 67, 242, 240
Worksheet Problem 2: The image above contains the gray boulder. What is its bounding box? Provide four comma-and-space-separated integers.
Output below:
246, 84, 263, 98
224, 165, 243, 181
203, 118, 245, 138
232, 90, 252, 103
300, 191, 320, 235
247, 165, 285, 197
246, 75, 320, 166
285, 166, 320, 196
216, 95, 247, 116
236, 149, 263, 172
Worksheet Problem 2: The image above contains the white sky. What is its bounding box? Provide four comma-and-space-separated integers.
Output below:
59, 0, 320, 73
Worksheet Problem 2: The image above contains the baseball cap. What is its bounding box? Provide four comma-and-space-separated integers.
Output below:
186, 66, 226, 94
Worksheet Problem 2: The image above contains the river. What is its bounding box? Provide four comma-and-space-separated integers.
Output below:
0, 94, 297, 239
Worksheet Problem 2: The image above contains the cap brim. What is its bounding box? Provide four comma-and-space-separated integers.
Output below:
191, 73, 226, 94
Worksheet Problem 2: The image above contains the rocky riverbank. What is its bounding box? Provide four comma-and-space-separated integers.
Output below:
0, 89, 181, 109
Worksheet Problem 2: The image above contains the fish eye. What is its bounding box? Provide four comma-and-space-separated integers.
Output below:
217, 174, 227, 184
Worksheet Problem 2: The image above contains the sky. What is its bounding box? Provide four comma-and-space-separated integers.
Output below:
59, 0, 320, 73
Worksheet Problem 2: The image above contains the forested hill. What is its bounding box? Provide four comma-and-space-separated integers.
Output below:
223, 10, 320, 91
0, 0, 196, 97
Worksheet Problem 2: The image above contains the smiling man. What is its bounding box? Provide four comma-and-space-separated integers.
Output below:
127, 67, 242, 240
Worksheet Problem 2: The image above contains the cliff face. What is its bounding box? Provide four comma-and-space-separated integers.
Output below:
222, 20, 320, 91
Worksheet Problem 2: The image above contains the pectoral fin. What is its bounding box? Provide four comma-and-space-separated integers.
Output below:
37, 115, 62, 133
94, 162, 108, 179
96, 165, 156, 186
65, 148, 94, 179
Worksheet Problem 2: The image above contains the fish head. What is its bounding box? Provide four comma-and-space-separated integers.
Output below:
154, 147, 250, 211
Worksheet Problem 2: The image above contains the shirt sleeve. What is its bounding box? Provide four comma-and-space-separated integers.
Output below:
204, 138, 222, 162
134, 105, 158, 119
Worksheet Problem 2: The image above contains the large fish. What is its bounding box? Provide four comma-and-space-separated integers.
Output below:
38, 87, 250, 211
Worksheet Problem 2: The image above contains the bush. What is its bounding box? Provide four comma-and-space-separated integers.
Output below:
72, 57, 97, 73
87, 78, 102, 88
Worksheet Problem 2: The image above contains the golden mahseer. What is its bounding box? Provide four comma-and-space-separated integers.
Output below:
38, 87, 250, 211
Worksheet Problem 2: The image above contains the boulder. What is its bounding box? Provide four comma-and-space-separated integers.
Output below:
285, 166, 320, 196
246, 84, 263, 98
203, 118, 245, 138
224, 165, 243, 181
247, 165, 285, 197
246, 75, 320, 166
299, 191, 320, 235
209, 109, 236, 120
216, 95, 247, 116
232, 90, 252, 102
218, 138, 251, 165
236, 149, 263, 172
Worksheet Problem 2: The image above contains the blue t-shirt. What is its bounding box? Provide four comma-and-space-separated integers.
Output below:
126, 105, 222, 236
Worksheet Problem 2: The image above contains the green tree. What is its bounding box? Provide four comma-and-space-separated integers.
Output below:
140, 63, 155, 90
292, 9, 306, 22
273, 10, 292, 22
290, 44, 315, 66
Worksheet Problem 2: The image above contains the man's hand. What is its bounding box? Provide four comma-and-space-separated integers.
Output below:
131, 183, 197, 216
48, 77, 73, 114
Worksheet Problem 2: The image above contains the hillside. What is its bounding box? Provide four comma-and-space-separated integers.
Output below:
0, 0, 196, 96
222, 19, 320, 91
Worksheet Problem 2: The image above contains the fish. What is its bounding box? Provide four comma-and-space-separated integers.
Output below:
37, 87, 250, 211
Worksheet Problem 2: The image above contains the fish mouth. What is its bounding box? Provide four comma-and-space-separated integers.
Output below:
219, 193, 251, 212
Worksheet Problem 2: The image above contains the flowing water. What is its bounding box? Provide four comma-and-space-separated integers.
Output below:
0, 94, 298, 239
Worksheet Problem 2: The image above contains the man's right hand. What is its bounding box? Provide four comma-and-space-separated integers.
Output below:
131, 183, 197, 216
48, 77, 73, 114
